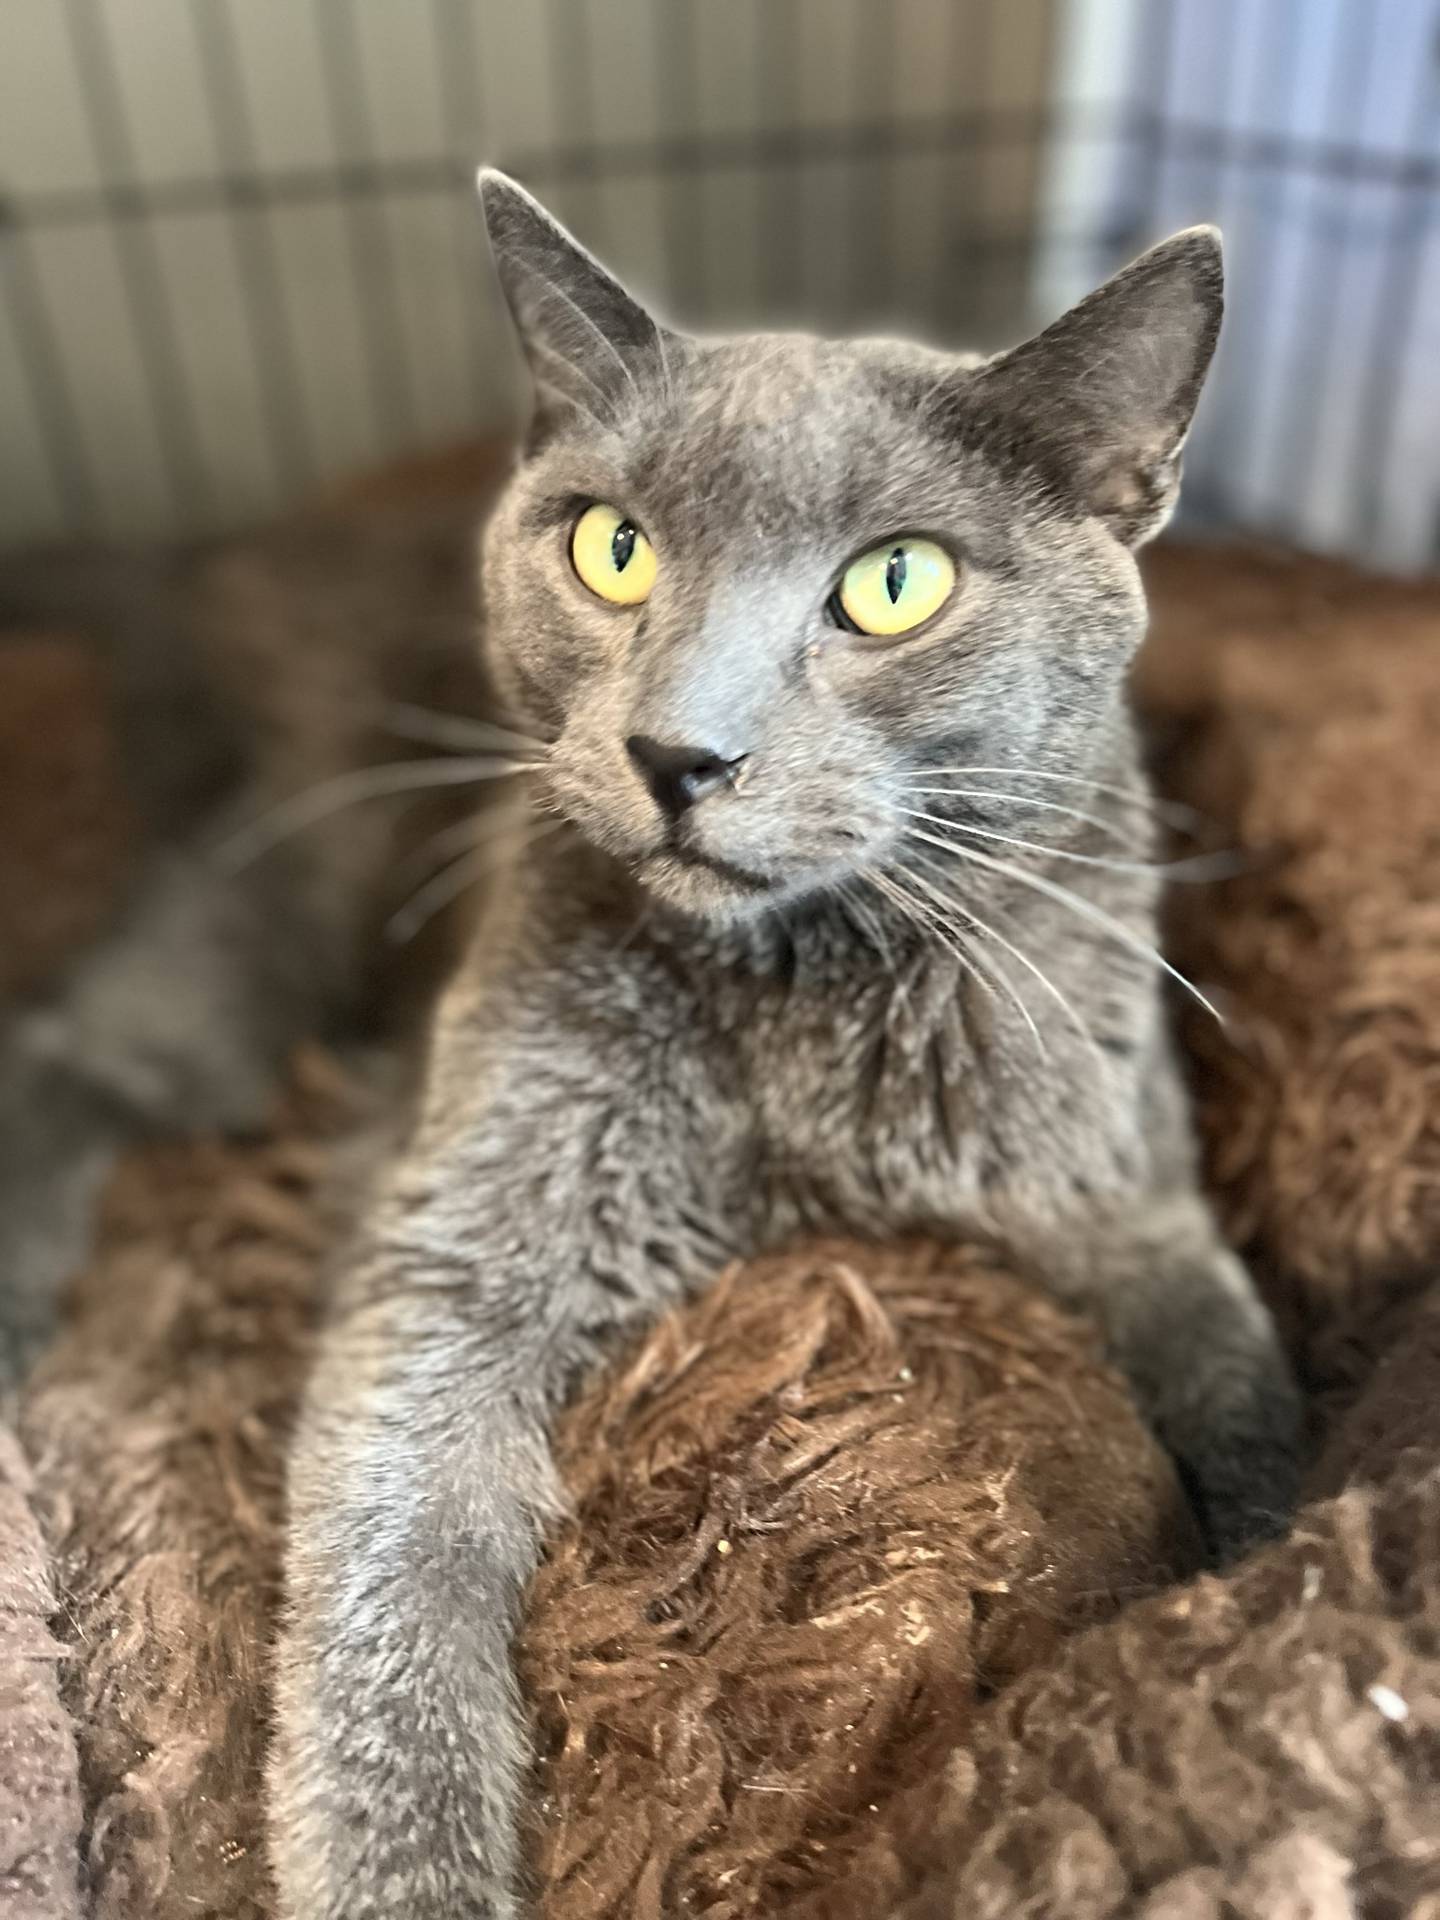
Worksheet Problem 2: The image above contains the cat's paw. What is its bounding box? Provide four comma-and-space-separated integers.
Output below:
1164, 1353, 1304, 1566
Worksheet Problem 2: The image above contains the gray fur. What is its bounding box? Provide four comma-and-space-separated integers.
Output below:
269, 173, 1298, 1918
0, 502, 489, 1385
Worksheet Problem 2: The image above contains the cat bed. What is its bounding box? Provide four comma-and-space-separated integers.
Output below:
13, 1067, 1196, 1920
6, 538, 1440, 1918
1139, 542, 1440, 1375
810, 1283, 1440, 1920
0, 1423, 82, 1920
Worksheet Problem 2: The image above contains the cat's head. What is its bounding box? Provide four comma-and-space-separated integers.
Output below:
478, 170, 1221, 923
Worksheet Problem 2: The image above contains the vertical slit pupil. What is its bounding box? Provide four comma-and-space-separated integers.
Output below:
885, 546, 907, 604
611, 521, 637, 572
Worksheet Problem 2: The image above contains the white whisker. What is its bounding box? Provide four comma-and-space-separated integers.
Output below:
216, 755, 539, 871
385, 846, 485, 947
380, 702, 546, 756
836, 879, 896, 966
869, 867, 961, 971
871, 868, 1046, 1061
897, 806, 1176, 878
385, 817, 562, 946
901, 766, 1202, 831
905, 846, 1104, 1064
902, 826, 1223, 1024
389, 814, 485, 894
387, 804, 529, 894
897, 861, 1047, 1060
898, 787, 1146, 848
899, 806, 1236, 883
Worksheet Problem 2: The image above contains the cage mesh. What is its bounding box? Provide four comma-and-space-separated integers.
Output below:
1, 0, 1436, 566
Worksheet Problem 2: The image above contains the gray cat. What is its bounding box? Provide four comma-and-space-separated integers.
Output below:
268, 171, 1300, 1919
0, 499, 492, 1387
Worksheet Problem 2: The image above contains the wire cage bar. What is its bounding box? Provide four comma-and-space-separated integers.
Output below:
1, 0, 1437, 567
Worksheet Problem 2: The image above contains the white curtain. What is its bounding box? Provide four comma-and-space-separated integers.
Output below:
1042, 0, 1440, 571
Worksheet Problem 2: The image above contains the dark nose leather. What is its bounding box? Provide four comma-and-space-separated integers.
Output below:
625, 735, 746, 818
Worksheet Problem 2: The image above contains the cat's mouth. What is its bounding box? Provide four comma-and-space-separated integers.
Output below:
639, 840, 773, 903
541, 769, 783, 913
660, 838, 772, 893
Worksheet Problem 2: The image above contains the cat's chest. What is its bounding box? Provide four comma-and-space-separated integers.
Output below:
725, 952, 1097, 1231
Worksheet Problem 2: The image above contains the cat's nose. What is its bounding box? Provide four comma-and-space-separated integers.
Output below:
625, 735, 747, 818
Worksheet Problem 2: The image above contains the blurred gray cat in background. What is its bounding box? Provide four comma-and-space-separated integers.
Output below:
269, 172, 1300, 1919
0, 494, 495, 1386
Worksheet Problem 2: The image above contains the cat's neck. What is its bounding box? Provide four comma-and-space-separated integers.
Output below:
514, 822, 1057, 1003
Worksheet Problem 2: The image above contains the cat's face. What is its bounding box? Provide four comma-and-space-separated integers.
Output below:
479, 172, 1221, 923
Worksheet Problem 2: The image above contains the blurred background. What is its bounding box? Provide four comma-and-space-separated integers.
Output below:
1, 0, 1438, 570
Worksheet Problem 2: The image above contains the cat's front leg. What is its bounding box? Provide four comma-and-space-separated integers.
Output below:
269, 1288, 561, 1919
268, 1002, 747, 1917
1022, 1193, 1302, 1561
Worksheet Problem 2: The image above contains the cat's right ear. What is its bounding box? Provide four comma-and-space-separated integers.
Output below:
478, 169, 673, 443
961, 228, 1224, 547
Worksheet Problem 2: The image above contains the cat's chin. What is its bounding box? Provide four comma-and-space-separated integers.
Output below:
635, 847, 777, 922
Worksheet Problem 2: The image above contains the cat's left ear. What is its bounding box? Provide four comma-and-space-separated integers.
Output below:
967, 228, 1223, 547
478, 168, 674, 443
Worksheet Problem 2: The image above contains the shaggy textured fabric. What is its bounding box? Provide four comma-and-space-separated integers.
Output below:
17, 1052, 359, 1920
522, 1243, 1198, 1919
1142, 543, 1440, 1375
0, 1423, 83, 1920
17, 1116, 1191, 1919
806, 1276, 1440, 1920
1303, 1277, 1440, 1522
17, 1120, 1440, 1920
6, 530, 1440, 1919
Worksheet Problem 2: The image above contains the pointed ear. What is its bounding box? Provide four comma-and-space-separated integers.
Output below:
478, 168, 673, 443
968, 229, 1223, 546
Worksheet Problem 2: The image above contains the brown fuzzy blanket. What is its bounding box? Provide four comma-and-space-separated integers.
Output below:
5, 536, 1440, 1918
0, 1425, 82, 1919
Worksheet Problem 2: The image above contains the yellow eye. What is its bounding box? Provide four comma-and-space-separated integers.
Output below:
837, 537, 955, 637
571, 503, 657, 606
